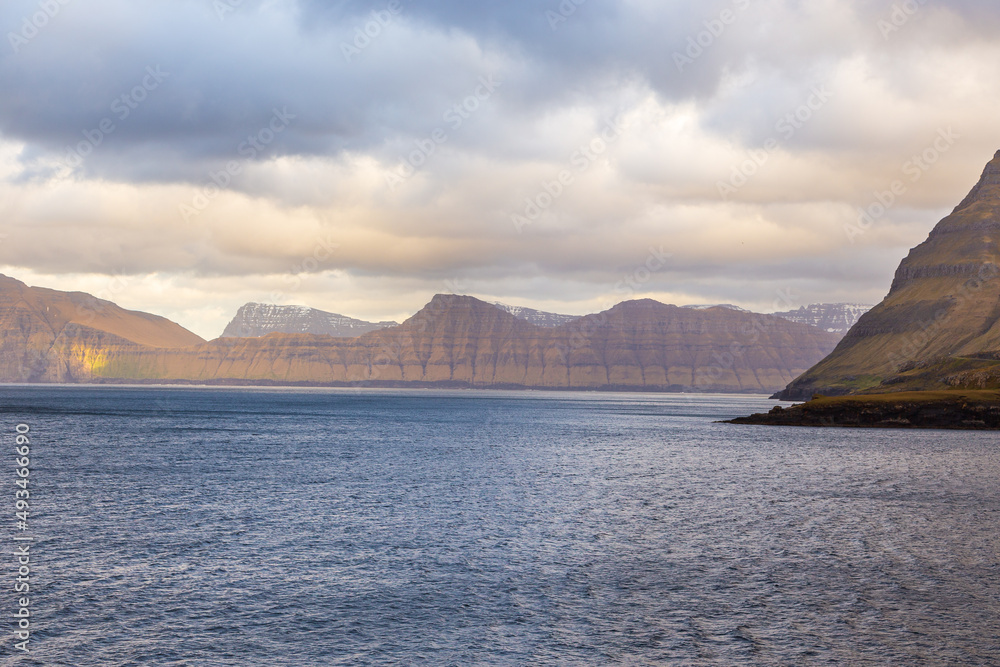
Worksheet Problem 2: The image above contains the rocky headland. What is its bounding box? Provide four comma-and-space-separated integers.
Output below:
732, 150, 1000, 428
727, 391, 1000, 429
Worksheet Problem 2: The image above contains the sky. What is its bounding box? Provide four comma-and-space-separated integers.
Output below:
2, 0, 1000, 339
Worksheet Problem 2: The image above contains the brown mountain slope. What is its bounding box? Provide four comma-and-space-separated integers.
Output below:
778, 150, 1000, 399
38, 293, 841, 392
0, 274, 204, 381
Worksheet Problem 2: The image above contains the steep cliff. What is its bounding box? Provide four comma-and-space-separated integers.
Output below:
0, 274, 203, 382
778, 150, 1000, 399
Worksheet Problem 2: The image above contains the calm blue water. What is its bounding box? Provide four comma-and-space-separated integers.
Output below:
1, 386, 999, 665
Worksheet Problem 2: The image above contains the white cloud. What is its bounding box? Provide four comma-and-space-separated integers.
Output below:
1, 0, 998, 332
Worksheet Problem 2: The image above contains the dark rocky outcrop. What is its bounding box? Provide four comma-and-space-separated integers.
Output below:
727, 391, 1000, 430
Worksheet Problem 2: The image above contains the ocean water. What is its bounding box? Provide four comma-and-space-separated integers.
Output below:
1, 386, 999, 666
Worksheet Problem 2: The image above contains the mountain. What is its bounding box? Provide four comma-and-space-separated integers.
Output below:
491, 302, 579, 327
26, 294, 840, 393
682, 303, 871, 334
0, 274, 203, 382
681, 303, 749, 312
0, 275, 842, 392
772, 303, 872, 335
222, 303, 396, 338
777, 150, 1000, 399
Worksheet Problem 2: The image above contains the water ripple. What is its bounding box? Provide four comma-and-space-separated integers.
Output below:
0, 387, 997, 665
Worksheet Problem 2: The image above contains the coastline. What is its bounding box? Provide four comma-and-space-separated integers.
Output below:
725, 390, 1000, 430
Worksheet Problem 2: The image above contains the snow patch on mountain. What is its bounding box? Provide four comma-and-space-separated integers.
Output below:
491, 302, 579, 327
221, 303, 397, 338
772, 303, 872, 335
681, 304, 750, 312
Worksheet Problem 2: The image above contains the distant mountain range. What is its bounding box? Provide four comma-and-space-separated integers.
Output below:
222, 300, 867, 340
681, 303, 870, 335
490, 302, 578, 327
220, 301, 578, 339
681, 304, 749, 312
0, 276, 841, 393
222, 303, 397, 338
772, 303, 872, 335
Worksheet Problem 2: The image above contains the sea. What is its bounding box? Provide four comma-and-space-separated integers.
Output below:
0, 385, 998, 666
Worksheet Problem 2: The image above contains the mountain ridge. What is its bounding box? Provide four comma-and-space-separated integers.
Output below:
777, 149, 1000, 399
0, 280, 841, 392
490, 302, 578, 327
222, 302, 397, 338
772, 303, 872, 335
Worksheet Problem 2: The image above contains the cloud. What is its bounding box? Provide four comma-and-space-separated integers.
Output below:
1, 0, 1000, 334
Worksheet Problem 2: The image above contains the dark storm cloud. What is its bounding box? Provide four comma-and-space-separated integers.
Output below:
0, 0, 513, 181
1, 0, 996, 178
296, 0, 714, 89
0, 0, 782, 185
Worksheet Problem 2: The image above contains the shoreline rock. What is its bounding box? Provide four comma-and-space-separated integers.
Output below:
725, 390, 1000, 429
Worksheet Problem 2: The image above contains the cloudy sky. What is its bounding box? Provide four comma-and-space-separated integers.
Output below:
2, 0, 999, 339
